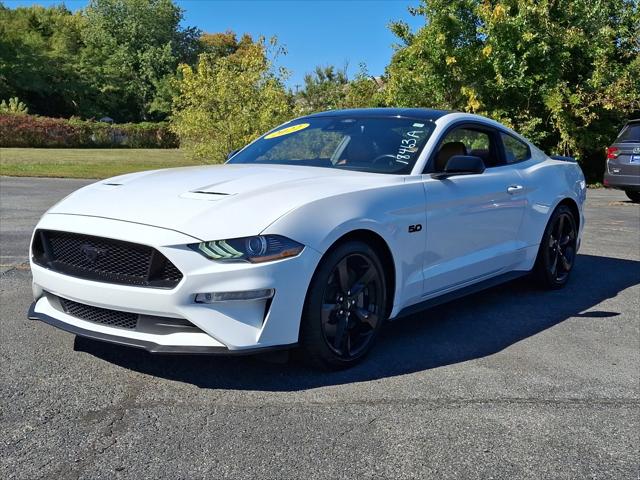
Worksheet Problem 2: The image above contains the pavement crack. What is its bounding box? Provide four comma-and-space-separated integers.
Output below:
0, 262, 30, 277
337, 415, 379, 438
37, 457, 54, 476
48, 378, 143, 480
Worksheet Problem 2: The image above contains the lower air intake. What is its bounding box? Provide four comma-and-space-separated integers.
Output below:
59, 297, 138, 330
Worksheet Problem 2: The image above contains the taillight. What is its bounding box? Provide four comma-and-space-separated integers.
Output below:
606, 146, 620, 159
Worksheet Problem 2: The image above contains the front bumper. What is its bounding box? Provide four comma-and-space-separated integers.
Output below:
29, 214, 322, 353
27, 303, 293, 355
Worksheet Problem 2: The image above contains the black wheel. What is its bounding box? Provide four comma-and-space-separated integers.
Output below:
299, 241, 387, 369
625, 190, 640, 203
533, 205, 578, 289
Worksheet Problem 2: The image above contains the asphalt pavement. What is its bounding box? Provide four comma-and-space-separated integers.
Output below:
1, 176, 639, 479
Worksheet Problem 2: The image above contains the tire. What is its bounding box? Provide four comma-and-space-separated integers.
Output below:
625, 190, 640, 203
532, 204, 578, 289
299, 240, 388, 370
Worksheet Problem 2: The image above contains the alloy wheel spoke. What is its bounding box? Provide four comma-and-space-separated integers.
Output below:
321, 303, 337, 323
354, 308, 378, 329
559, 234, 572, 247
345, 333, 352, 357
333, 314, 348, 351
336, 259, 350, 293
558, 235, 569, 247
555, 215, 565, 239
350, 265, 376, 296
549, 249, 559, 276
558, 250, 572, 271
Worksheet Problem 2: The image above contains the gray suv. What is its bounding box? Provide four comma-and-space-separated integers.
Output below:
604, 119, 640, 202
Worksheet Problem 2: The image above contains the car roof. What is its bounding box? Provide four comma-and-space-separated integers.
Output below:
302, 107, 451, 121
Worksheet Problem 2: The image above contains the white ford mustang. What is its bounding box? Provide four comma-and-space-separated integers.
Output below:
29, 108, 586, 369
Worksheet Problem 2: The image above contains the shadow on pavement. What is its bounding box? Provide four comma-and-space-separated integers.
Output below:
75, 253, 640, 391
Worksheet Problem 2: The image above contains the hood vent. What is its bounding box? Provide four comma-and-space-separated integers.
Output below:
179, 190, 234, 201
190, 190, 230, 196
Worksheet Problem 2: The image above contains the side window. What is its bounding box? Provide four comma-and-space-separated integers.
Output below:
433, 127, 499, 172
501, 133, 530, 163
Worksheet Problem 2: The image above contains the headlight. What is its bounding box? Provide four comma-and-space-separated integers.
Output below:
191, 235, 304, 263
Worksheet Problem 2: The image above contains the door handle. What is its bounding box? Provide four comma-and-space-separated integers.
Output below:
507, 185, 524, 194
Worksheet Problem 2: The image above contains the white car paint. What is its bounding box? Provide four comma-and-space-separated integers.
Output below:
29, 110, 586, 354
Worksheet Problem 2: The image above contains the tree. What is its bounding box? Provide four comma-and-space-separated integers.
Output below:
78, 0, 201, 121
295, 64, 385, 114
170, 37, 292, 163
0, 4, 90, 117
385, 0, 640, 181
342, 65, 386, 109
297, 65, 349, 114
0, 0, 202, 121
199, 31, 255, 60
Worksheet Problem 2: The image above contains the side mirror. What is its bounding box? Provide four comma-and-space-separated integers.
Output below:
226, 148, 240, 161
433, 155, 485, 179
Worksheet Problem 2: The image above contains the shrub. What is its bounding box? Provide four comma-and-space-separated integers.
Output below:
171, 39, 292, 163
0, 97, 29, 115
0, 114, 179, 148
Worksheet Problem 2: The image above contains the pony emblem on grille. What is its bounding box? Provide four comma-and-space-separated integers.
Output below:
80, 244, 106, 263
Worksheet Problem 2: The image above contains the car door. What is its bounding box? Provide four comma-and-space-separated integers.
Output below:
420, 123, 527, 297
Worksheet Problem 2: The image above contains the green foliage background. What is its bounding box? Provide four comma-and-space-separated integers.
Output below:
384, 0, 640, 181
1, 0, 638, 180
170, 37, 292, 162
0, 0, 200, 121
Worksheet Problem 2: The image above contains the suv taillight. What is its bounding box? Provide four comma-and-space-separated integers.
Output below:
606, 146, 620, 159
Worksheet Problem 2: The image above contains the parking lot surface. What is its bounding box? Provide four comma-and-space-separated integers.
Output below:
1, 176, 639, 479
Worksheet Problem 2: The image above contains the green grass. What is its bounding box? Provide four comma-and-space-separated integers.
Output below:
0, 148, 199, 179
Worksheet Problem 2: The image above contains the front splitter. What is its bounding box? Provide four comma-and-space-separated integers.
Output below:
27, 303, 296, 355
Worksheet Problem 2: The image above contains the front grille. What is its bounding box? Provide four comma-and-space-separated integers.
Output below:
32, 230, 183, 288
59, 297, 138, 330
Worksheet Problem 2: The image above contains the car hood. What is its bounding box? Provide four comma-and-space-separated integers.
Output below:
47, 164, 401, 241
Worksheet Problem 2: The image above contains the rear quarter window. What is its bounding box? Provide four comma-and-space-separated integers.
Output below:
616, 123, 640, 142
501, 133, 530, 163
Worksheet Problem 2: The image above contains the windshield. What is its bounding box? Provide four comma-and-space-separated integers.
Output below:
228, 117, 435, 174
